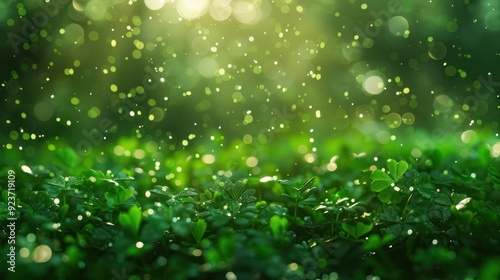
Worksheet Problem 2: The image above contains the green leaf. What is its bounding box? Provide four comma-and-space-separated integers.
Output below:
428, 208, 452, 230
486, 201, 500, 214
390, 192, 403, 204
371, 170, 394, 192
118, 205, 142, 236
488, 166, 500, 186
221, 181, 256, 203
240, 188, 257, 203
199, 189, 212, 201
176, 188, 198, 197
387, 159, 409, 181
301, 186, 317, 199
415, 182, 437, 199
105, 187, 135, 208
217, 235, 236, 258
300, 177, 315, 190
363, 233, 395, 251
113, 172, 135, 181
450, 192, 468, 205
207, 213, 231, 227
341, 221, 373, 239
59, 204, 69, 219
90, 169, 106, 179
269, 215, 288, 238
151, 185, 174, 197
378, 187, 393, 203
56, 147, 81, 168
282, 193, 296, 202
434, 193, 452, 206
224, 181, 245, 200
191, 219, 207, 245
25, 191, 58, 217
66, 177, 84, 188
151, 186, 197, 206
277, 179, 294, 187
45, 175, 66, 188
379, 206, 400, 223
118, 188, 135, 203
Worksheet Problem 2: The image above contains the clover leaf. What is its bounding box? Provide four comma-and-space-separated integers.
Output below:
370, 159, 409, 203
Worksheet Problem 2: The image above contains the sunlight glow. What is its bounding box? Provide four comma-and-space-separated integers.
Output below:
145, 0, 166, 11
177, 0, 210, 20
209, 0, 233, 21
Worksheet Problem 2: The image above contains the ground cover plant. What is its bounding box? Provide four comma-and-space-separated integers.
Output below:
2, 139, 500, 279
1, 0, 500, 279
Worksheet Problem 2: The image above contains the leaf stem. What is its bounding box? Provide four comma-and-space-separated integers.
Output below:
402, 192, 414, 219
331, 210, 340, 239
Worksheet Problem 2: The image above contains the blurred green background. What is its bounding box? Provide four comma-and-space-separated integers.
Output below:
1, 0, 500, 183
1, 1, 500, 279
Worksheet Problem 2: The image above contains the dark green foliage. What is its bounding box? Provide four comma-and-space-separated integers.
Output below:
150, 185, 198, 206
23, 191, 58, 217
2, 150, 500, 280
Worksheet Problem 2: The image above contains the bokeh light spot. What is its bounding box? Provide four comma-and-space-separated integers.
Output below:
34, 102, 54, 121
32, 245, 52, 263
177, 0, 209, 20
145, 0, 165, 11
85, 0, 107, 21
363, 75, 385, 95
388, 16, 409, 36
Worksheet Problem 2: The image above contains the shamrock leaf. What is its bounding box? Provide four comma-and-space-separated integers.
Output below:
118, 205, 142, 236
270, 215, 289, 238
151, 185, 198, 206
341, 221, 373, 239
24, 191, 58, 217
371, 160, 409, 203
191, 219, 207, 245
221, 181, 256, 204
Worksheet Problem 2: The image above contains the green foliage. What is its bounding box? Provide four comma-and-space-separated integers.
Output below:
221, 181, 257, 203
269, 215, 289, 238
3, 153, 500, 280
370, 159, 409, 203
341, 221, 373, 239
488, 166, 500, 190
150, 185, 197, 205
191, 219, 207, 245
44, 175, 84, 190
23, 191, 58, 217
118, 204, 142, 236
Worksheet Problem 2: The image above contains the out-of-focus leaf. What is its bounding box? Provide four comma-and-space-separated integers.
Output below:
450, 192, 468, 205
118, 205, 142, 236
191, 219, 207, 245
341, 221, 373, 239
488, 166, 500, 189
270, 215, 289, 238
379, 206, 400, 223
277, 179, 294, 187
300, 177, 315, 190
151, 185, 174, 197
363, 233, 395, 251
113, 172, 135, 181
